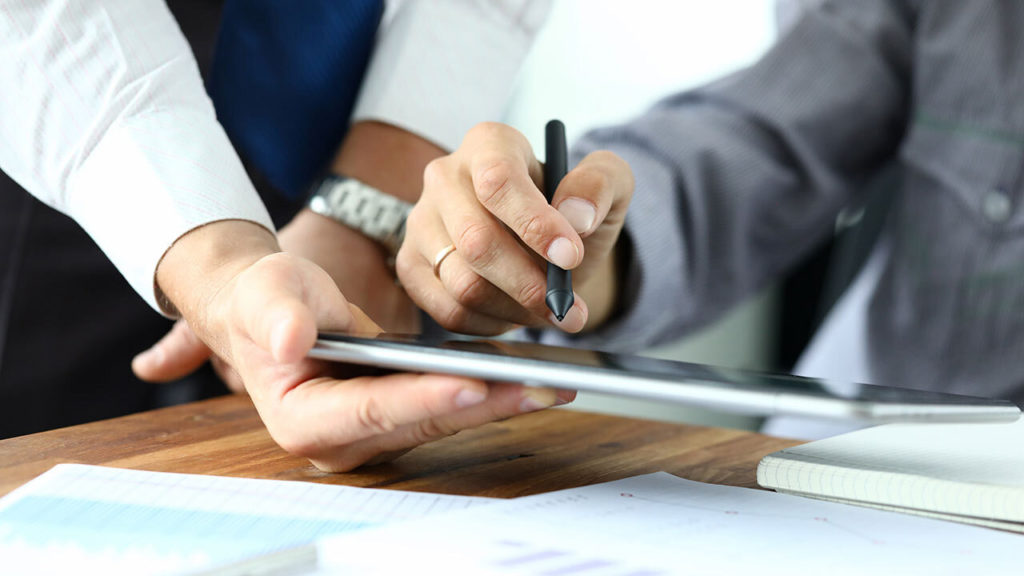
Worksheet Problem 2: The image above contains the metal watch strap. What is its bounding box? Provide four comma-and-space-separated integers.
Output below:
307, 175, 412, 255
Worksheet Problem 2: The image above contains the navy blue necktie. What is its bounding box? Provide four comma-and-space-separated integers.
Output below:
209, 0, 384, 199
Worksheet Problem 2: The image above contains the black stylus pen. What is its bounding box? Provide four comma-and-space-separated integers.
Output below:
544, 119, 574, 321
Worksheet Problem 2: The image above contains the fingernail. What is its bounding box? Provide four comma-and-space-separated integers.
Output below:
558, 198, 596, 234
548, 301, 586, 333
546, 237, 579, 269
520, 386, 557, 412
555, 389, 576, 406
455, 388, 487, 408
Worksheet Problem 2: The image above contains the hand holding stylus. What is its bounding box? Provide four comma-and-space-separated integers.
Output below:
397, 122, 634, 336
543, 120, 574, 321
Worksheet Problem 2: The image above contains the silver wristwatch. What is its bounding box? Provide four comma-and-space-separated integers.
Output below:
307, 175, 413, 256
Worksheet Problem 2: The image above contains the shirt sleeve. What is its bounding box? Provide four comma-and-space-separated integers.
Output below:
0, 0, 274, 313
352, 0, 551, 152
538, 0, 914, 352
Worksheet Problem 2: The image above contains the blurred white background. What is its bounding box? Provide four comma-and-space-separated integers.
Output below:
503, 0, 781, 428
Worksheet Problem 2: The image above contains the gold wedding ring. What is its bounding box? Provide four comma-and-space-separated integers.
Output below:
432, 244, 457, 278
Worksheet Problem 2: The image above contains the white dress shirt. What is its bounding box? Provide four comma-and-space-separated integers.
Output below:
0, 0, 548, 313
355, 0, 550, 153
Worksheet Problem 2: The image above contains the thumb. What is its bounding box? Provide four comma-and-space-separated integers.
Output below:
235, 254, 374, 364
343, 303, 384, 336
132, 319, 212, 382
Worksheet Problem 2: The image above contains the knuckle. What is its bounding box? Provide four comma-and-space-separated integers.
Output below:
450, 269, 493, 310
474, 158, 516, 206
422, 157, 448, 191
354, 396, 396, 435
515, 212, 549, 250
439, 301, 474, 332
515, 280, 548, 312
409, 418, 456, 445
455, 221, 499, 267
467, 121, 509, 143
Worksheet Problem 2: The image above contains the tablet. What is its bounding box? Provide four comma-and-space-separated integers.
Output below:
309, 332, 1021, 424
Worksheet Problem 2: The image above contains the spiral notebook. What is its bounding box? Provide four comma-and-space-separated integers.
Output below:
756, 419, 1024, 531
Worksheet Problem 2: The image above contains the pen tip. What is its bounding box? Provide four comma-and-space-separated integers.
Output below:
546, 290, 574, 323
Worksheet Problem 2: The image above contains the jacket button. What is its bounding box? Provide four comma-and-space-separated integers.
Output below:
982, 190, 1012, 223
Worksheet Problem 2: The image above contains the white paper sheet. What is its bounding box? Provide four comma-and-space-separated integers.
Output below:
0, 464, 492, 575
317, 472, 1022, 576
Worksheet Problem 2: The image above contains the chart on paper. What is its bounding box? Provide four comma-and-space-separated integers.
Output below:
0, 464, 492, 575
316, 472, 1023, 576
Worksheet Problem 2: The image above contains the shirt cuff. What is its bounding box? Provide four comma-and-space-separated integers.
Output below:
69, 110, 275, 315
352, 0, 550, 152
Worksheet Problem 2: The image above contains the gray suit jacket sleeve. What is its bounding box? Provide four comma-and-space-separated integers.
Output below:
543, 0, 914, 352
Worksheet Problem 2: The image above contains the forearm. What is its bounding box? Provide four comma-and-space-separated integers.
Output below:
0, 0, 272, 312
554, 2, 912, 350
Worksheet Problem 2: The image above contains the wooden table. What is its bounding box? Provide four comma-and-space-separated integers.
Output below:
0, 394, 800, 498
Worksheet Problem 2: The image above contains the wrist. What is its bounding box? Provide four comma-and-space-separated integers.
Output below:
306, 175, 411, 259
306, 121, 446, 260
332, 121, 446, 203
280, 208, 387, 276
156, 220, 280, 320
